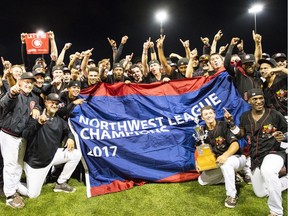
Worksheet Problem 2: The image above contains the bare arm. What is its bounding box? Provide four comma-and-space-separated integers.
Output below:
81, 48, 94, 78
68, 52, 81, 70
253, 30, 262, 67
149, 41, 157, 61
107, 37, 117, 62
180, 39, 191, 59
216, 141, 239, 165
48, 31, 58, 59
56, 43, 72, 66
169, 53, 183, 60
186, 48, 198, 78
200, 37, 210, 55
141, 39, 150, 77
156, 35, 172, 75
210, 30, 223, 55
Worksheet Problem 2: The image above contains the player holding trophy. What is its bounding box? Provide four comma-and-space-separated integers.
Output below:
195, 105, 246, 208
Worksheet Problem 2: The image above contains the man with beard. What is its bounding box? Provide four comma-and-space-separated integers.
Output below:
0, 72, 40, 208
17, 93, 81, 198
101, 63, 130, 84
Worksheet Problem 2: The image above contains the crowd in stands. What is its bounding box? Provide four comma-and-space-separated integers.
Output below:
0, 29, 287, 215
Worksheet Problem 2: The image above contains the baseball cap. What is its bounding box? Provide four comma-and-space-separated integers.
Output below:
199, 54, 210, 62
241, 54, 255, 64
62, 67, 71, 74
46, 93, 61, 102
68, 80, 81, 88
258, 58, 277, 67
32, 70, 45, 77
88, 59, 95, 64
177, 58, 189, 66
148, 60, 160, 67
272, 53, 287, 61
247, 88, 264, 100
20, 72, 36, 81
35, 57, 45, 63
113, 62, 124, 69
52, 65, 63, 72
262, 53, 270, 59
32, 64, 45, 71
170, 62, 177, 67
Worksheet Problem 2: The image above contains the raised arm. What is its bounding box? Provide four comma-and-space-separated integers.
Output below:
156, 35, 172, 75
68, 52, 81, 70
219, 44, 228, 56
56, 43, 72, 66
180, 39, 191, 59
236, 39, 245, 59
210, 30, 223, 55
20, 33, 31, 71
169, 53, 183, 60
186, 48, 198, 78
252, 30, 262, 67
1, 58, 16, 87
48, 31, 58, 59
81, 48, 94, 78
224, 37, 241, 76
141, 39, 150, 77
200, 37, 210, 55
149, 41, 157, 61
114, 35, 128, 63
107, 37, 117, 62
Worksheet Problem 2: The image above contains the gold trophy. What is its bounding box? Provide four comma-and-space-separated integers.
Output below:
193, 116, 218, 172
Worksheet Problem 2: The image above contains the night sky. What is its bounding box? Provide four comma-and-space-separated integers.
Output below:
0, 0, 286, 66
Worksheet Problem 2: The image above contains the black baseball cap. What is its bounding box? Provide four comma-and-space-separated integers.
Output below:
46, 93, 61, 102
68, 80, 81, 88
20, 72, 36, 81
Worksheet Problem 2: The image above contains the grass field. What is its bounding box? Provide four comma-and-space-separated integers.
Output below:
0, 178, 287, 216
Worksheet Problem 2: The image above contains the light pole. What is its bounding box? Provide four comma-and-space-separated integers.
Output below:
155, 10, 168, 36
248, 3, 263, 33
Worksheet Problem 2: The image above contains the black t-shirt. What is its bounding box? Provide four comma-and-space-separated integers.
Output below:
169, 68, 186, 80
145, 72, 169, 83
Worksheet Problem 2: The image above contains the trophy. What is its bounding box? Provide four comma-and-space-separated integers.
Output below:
193, 116, 218, 172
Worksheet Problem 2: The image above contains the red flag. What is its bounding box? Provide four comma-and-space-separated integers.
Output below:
25, 32, 49, 54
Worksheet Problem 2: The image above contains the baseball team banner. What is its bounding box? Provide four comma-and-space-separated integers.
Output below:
69, 72, 250, 197
25, 32, 49, 54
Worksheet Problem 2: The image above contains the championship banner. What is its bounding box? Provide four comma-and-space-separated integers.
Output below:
69, 72, 250, 197
25, 32, 49, 54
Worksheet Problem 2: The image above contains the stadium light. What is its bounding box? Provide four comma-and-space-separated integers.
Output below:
155, 10, 168, 35
248, 4, 264, 33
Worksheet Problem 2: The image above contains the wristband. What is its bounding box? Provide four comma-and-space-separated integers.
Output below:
230, 126, 240, 135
